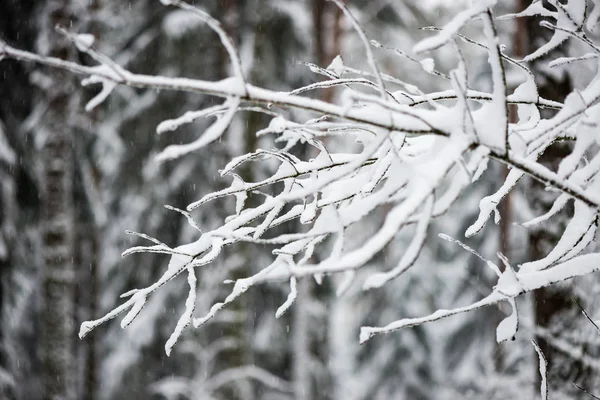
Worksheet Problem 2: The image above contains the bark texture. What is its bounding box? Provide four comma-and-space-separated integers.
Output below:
38, 1, 78, 399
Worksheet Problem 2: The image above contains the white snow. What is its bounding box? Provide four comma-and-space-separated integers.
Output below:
165, 266, 196, 356
74, 33, 95, 52
156, 104, 225, 134
156, 97, 241, 162
327, 55, 345, 77
532, 340, 548, 400
162, 9, 203, 38
420, 58, 435, 73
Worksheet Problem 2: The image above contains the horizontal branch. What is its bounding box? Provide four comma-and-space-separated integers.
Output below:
408, 90, 562, 109
360, 253, 600, 343
3, 40, 594, 242
0, 43, 437, 135
489, 149, 600, 209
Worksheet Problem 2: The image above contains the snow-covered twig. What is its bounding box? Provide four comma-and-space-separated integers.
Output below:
328, 0, 388, 100
574, 298, 600, 334
159, 0, 247, 91
532, 340, 548, 400
573, 383, 600, 400
360, 253, 600, 343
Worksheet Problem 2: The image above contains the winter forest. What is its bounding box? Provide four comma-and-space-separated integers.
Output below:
4, 0, 600, 398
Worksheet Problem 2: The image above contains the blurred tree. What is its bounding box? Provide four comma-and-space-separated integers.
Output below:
36, 1, 80, 398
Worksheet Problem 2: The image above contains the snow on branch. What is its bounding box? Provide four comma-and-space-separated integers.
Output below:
413, 0, 497, 54
328, 0, 388, 100
360, 253, 600, 344
158, 0, 247, 88
532, 340, 548, 400
156, 97, 241, 162
4, 0, 600, 356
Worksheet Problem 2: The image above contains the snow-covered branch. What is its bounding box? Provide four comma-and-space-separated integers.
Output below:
3, 0, 600, 361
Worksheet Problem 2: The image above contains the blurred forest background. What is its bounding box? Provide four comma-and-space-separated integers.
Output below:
1, 0, 600, 399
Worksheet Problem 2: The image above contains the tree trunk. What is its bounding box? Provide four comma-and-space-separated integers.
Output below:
0, 1, 39, 398
292, 278, 311, 400
74, 221, 99, 400
523, 0, 591, 395
312, 0, 327, 68
38, 1, 78, 399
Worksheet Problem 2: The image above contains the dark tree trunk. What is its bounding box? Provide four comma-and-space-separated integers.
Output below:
0, 1, 44, 399
522, 0, 592, 394
312, 0, 327, 68
74, 221, 99, 400
83, 231, 99, 400
38, 1, 78, 399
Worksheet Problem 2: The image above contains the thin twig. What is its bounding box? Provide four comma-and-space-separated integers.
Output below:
573, 383, 600, 400
574, 297, 600, 334
328, 0, 388, 100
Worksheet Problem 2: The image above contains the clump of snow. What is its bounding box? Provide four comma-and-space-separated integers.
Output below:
268, 116, 287, 134
420, 58, 435, 73
275, 277, 297, 318
496, 299, 518, 343
75, 33, 95, 52
327, 55, 345, 77
162, 9, 203, 38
